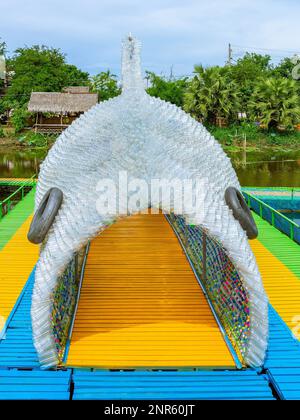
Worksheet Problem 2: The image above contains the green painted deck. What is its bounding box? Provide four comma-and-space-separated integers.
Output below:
0, 183, 299, 399
253, 212, 300, 279
0, 189, 36, 250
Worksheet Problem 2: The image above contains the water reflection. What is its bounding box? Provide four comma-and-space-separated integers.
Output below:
281, 212, 300, 225
0, 150, 46, 178
228, 149, 300, 187
0, 148, 300, 187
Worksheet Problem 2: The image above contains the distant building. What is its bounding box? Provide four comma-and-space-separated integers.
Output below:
28, 87, 98, 133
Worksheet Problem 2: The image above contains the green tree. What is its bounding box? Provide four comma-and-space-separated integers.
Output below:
10, 106, 31, 133
4, 45, 89, 107
0, 45, 89, 132
89, 70, 120, 101
230, 53, 272, 82
272, 56, 299, 79
249, 77, 300, 130
229, 53, 272, 112
146, 72, 189, 108
184, 65, 240, 123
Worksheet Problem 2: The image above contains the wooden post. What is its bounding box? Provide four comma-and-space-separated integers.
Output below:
242, 134, 247, 167
35, 113, 38, 133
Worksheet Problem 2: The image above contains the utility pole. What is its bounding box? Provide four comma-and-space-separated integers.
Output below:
227, 43, 233, 66
0, 55, 5, 82
0, 54, 7, 89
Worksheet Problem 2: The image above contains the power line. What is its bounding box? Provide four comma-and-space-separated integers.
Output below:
231, 44, 300, 56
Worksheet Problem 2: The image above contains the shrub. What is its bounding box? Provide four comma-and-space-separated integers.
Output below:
11, 107, 31, 133
249, 77, 300, 130
184, 66, 240, 124
18, 132, 56, 147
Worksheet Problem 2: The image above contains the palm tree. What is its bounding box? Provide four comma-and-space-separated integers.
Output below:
184, 65, 240, 124
249, 77, 300, 130
89, 70, 121, 102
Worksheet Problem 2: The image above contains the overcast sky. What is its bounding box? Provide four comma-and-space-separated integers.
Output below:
1, 0, 300, 77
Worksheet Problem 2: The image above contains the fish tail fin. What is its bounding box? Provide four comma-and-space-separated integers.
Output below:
121, 34, 144, 92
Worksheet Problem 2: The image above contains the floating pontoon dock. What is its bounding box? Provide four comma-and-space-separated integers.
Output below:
0, 185, 299, 400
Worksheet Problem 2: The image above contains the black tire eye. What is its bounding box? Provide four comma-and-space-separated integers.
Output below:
225, 187, 258, 240
28, 188, 63, 244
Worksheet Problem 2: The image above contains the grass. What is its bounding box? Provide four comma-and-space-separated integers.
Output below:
17, 132, 57, 148
0, 130, 56, 151
207, 123, 300, 151
1, 123, 300, 153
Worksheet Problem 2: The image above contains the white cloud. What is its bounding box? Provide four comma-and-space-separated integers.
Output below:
1, 0, 299, 75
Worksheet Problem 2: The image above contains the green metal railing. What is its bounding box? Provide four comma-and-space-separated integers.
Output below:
52, 243, 90, 365
243, 187, 300, 200
243, 191, 300, 242
0, 175, 37, 219
167, 214, 249, 368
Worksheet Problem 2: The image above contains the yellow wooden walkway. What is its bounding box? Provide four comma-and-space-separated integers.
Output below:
250, 239, 300, 335
67, 213, 235, 369
0, 214, 38, 334
0, 178, 37, 185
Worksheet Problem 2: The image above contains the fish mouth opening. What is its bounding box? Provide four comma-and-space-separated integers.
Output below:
46, 210, 254, 369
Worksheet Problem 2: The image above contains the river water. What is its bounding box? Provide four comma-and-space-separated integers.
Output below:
0, 148, 300, 187
284, 212, 300, 224
229, 149, 300, 187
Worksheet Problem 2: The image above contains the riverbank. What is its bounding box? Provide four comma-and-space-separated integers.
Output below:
0, 133, 56, 152
1, 125, 300, 154
0, 136, 25, 151
209, 125, 300, 152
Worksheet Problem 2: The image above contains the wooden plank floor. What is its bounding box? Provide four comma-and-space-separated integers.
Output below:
250, 214, 300, 338
0, 214, 38, 336
67, 213, 235, 369
0, 178, 37, 186
0, 189, 36, 250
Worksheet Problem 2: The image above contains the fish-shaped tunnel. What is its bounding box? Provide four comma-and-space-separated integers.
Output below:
30, 35, 268, 369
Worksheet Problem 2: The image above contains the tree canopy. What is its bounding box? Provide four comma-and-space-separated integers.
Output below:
146, 72, 189, 108
0, 40, 300, 133
184, 65, 240, 123
89, 70, 121, 101
228, 53, 272, 111
4, 45, 89, 108
272, 57, 299, 79
249, 77, 300, 130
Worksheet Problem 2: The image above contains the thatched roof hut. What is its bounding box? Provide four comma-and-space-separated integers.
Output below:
28, 91, 98, 114
28, 87, 98, 133
62, 86, 90, 94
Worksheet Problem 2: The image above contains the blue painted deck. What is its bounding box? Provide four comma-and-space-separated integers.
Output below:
1, 269, 300, 399
0, 269, 71, 400
72, 370, 274, 400
0, 370, 71, 400
265, 306, 300, 400
0, 270, 40, 368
